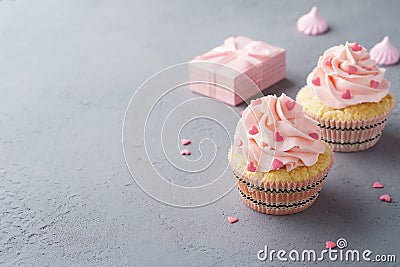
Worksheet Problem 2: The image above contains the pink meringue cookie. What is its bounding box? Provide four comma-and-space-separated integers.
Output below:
370, 36, 399, 66
297, 6, 328, 36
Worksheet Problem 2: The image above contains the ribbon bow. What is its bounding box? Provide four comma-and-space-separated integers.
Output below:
198, 37, 271, 65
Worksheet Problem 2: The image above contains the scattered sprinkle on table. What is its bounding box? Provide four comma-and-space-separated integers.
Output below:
379, 194, 391, 203
180, 149, 191, 155
373, 181, 384, 188
180, 138, 191, 145
325, 241, 336, 249
227, 216, 238, 224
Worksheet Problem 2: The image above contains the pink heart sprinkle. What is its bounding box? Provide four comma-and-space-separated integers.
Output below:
352, 42, 362, 52
227, 216, 238, 224
348, 65, 357, 75
325, 241, 337, 249
312, 77, 321, 86
248, 125, 259, 135
180, 149, 191, 155
238, 140, 243, 146
363, 66, 372, 71
251, 98, 262, 106
341, 89, 352, 99
373, 181, 384, 188
274, 132, 284, 142
370, 80, 379, 89
285, 100, 296, 111
247, 162, 256, 172
324, 58, 333, 67
379, 194, 391, 203
309, 133, 319, 140
271, 159, 284, 170
181, 138, 191, 145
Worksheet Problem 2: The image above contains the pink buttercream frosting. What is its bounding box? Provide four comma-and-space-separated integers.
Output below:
234, 94, 325, 172
306, 42, 390, 109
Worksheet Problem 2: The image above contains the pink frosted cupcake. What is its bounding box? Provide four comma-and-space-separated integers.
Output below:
297, 42, 395, 152
229, 94, 334, 215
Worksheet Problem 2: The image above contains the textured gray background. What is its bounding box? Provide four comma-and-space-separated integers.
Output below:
1, 0, 400, 266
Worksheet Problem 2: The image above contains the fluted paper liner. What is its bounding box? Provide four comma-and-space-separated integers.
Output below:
305, 107, 394, 152
228, 148, 334, 215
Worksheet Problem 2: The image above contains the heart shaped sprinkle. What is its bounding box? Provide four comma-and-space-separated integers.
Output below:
348, 65, 357, 75
379, 194, 391, 203
309, 133, 319, 140
285, 100, 296, 111
180, 149, 191, 155
312, 77, 321, 86
251, 98, 262, 106
325, 241, 337, 249
363, 66, 372, 71
271, 159, 284, 170
227, 216, 238, 224
247, 162, 256, 172
249, 125, 259, 135
373, 181, 384, 188
181, 138, 191, 145
324, 58, 333, 67
341, 89, 352, 99
370, 80, 379, 89
352, 42, 362, 52
274, 132, 284, 142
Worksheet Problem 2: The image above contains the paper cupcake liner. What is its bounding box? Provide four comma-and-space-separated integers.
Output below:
305, 108, 393, 152
229, 149, 334, 215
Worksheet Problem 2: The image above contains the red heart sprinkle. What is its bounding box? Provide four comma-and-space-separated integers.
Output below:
348, 65, 357, 75
271, 159, 284, 170
247, 162, 256, 172
379, 194, 391, 202
341, 89, 352, 99
324, 58, 333, 67
227, 216, 238, 224
181, 138, 191, 145
248, 125, 259, 135
180, 149, 191, 155
373, 181, 384, 188
285, 100, 296, 111
370, 80, 379, 89
309, 133, 319, 140
352, 42, 362, 52
325, 241, 337, 249
312, 77, 321, 86
274, 132, 284, 142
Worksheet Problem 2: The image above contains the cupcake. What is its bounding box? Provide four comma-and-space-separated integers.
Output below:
229, 94, 334, 215
296, 42, 395, 152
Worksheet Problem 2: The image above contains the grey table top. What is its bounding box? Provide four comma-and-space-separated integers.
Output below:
1, 0, 399, 266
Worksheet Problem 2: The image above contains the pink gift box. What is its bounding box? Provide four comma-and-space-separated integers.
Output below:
189, 36, 286, 106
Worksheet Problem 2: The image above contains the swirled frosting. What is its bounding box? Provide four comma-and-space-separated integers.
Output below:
306, 42, 390, 109
234, 94, 325, 172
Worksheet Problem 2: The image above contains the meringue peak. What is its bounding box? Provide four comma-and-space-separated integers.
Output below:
297, 6, 329, 36
370, 36, 399, 66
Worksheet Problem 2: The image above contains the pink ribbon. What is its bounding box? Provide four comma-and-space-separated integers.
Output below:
196, 37, 271, 97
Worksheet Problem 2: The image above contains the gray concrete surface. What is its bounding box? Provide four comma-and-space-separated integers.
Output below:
1, 0, 400, 266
